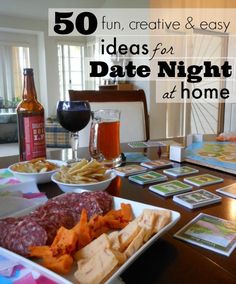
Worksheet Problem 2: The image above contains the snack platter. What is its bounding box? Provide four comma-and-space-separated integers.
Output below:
4, 194, 180, 284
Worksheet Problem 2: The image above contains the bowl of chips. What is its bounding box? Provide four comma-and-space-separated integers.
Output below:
51, 159, 116, 192
8, 158, 66, 184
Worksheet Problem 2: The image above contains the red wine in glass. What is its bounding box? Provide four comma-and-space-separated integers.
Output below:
57, 101, 91, 161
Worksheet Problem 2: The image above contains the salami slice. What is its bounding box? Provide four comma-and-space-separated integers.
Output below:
0, 191, 113, 255
78, 192, 113, 217
0, 217, 18, 247
83, 191, 113, 213
4, 219, 47, 256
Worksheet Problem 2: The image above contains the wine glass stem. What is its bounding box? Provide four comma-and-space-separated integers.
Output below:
71, 132, 79, 161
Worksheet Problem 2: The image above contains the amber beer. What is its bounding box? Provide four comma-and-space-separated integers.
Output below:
89, 109, 122, 167
98, 120, 120, 160
17, 68, 46, 161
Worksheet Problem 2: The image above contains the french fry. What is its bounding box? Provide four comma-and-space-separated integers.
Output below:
68, 159, 88, 174
55, 159, 108, 184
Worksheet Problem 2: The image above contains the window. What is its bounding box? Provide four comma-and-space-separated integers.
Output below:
58, 41, 101, 100
58, 44, 85, 100
0, 44, 30, 112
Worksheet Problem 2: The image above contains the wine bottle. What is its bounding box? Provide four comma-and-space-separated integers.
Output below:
17, 68, 46, 161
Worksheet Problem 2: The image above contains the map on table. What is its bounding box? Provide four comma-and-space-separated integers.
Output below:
185, 142, 236, 174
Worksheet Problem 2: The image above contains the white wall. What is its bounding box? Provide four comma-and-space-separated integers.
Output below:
0, 0, 166, 140
0, 0, 151, 118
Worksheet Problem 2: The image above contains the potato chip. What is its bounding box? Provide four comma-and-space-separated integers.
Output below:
10, 158, 58, 173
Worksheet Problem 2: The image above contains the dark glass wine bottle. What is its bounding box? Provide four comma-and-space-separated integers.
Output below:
17, 68, 46, 161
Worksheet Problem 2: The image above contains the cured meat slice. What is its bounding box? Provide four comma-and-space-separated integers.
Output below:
71, 192, 112, 219
4, 219, 47, 256
0, 191, 113, 256
82, 191, 112, 213
0, 217, 18, 247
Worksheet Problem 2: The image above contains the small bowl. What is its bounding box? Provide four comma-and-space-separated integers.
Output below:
8, 160, 66, 184
51, 170, 116, 193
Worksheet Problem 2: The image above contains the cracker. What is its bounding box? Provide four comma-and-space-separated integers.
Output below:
74, 248, 119, 284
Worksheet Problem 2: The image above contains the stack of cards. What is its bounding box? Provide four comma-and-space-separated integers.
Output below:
149, 180, 192, 197
114, 164, 147, 177
175, 213, 236, 256
216, 183, 236, 199
128, 171, 167, 185
173, 189, 222, 209
128, 141, 148, 148
128, 141, 165, 148
163, 166, 199, 177
184, 174, 224, 187
141, 160, 173, 169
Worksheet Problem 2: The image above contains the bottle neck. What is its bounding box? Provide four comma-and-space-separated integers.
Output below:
23, 74, 37, 101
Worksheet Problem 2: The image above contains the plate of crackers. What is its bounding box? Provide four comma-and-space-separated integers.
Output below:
8, 158, 66, 184
51, 159, 116, 192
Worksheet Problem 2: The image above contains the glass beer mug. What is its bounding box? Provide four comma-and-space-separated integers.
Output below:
89, 109, 122, 167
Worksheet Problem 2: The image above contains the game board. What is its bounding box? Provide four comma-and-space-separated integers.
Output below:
185, 142, 236, 174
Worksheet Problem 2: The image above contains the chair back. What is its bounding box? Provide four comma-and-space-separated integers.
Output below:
69, 89, 149, 147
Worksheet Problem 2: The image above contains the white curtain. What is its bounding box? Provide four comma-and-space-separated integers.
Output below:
0, 45, 14, 104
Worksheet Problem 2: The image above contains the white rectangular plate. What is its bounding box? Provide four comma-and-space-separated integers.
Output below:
0, 247, 72, 284
103, 196, 180, 284
3, 194, 180, 284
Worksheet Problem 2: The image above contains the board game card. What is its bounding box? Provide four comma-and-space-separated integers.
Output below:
114, 164, 147, 177
128, 141, 165, 148
149, 180, 192, 197
144, 141, 165, 147
173, 189, 222, 209
140, 160, 173, 169
128, 142, 148, 148
174, 213, 236, 256
128, 171, 167, 185
184, 174, 224, 187
216, 183, 236, 199
163, 166, 199, 177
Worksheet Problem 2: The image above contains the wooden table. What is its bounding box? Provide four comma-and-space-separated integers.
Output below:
1, 145, 236, 284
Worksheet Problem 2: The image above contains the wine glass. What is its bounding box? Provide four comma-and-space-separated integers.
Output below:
57, 101, 91, 162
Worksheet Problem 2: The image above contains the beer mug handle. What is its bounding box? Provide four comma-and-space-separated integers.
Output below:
89, 113, 103, 160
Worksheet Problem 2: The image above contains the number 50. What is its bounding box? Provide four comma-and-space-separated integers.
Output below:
54, 12, 98, 35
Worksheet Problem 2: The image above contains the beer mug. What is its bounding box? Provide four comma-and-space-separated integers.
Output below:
89, 109, 122, 167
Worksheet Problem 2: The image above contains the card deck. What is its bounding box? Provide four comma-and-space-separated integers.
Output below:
173, 189, 222, 209
184, 174, 224, 187
114, 164, 147, 177
141, 160, 173, 169
128, 141, 165, 148
174, 213, 236, 256
163, 166, 199, 177
216, 183, 236, 199
128, 142, 148, 148
128, 171, 167, 185
149, 180, 192, 197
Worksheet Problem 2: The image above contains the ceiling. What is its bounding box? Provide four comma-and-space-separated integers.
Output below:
0, 0, 148, 21
0, 0, 107, 21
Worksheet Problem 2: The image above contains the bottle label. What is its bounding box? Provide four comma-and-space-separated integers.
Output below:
24, 116, 46, 160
